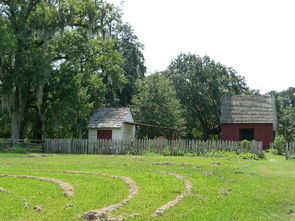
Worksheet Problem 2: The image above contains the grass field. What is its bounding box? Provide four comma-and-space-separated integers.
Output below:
0, 152, 295, 221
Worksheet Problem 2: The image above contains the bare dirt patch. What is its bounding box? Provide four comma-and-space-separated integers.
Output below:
152, 171, 192, 217
47, 170, 138, 221
33, 205, 43, 212
200, 170, 215, 176
153, 162, 191, 166
28, 154, 55, 158
234, 164, 251, 169
234, 171, 244, 174
0, 174, 73, 197
24, 202, 31, 208
210, 162, 223, 165
217, 188, 232, 199
193, 193, 209, 201
153, 162, 174, 166
0, 187, 12, 194
131, 157, 147, 161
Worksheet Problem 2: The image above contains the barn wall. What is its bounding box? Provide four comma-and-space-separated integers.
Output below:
221, 123, 273, 149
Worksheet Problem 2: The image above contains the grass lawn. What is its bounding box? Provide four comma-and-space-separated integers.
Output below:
0, 152, 295, 221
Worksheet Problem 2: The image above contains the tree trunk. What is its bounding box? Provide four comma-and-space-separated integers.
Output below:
199, 117, 209, 140
11, 111, 23, 139
32, 116, 43, 140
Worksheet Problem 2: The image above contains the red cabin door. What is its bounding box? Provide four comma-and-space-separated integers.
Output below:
97, 130, 112, 140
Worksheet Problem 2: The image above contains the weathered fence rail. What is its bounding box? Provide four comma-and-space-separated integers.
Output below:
285, 143, 295, 160
43, 139, 263, 156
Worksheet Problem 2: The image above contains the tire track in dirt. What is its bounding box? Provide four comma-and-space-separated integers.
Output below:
47, 170, 138, 221
152, 171, 192, 217
0, 187, 12, 194
0, 174, 73, 197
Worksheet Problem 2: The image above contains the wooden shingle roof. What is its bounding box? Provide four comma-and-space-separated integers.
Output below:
220, 95, 277, 124
88, 108, 134, 129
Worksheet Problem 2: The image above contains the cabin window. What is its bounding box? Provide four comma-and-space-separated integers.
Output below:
97, 130, 112, 140
239, 128, 254, 141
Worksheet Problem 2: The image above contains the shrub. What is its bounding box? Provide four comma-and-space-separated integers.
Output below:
11, 146, 28, 154
269, 148, 279, 155
144, 152, 158, 157
272, 135, 287, 155
202, 150, 260, 160
240, 140, 251, 151
162, 147, 171, 156
162, 146, 185, 156
184, 152, 194, 157
24, 138, 31, 144
0, 138, 10, 152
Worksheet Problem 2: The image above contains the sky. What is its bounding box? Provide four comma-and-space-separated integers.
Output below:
109, 0, 295, 93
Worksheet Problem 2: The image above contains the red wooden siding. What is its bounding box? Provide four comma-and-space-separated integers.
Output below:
221, 123, 273, 149
97, 130, 112, 140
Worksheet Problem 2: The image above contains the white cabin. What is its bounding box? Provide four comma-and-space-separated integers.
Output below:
88, 108, 135, 140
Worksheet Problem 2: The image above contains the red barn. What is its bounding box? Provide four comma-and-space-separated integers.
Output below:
220, 95, 277, 149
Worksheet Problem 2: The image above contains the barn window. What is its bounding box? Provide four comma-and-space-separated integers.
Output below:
97, 130, 112, 140
239, 128, 254, 141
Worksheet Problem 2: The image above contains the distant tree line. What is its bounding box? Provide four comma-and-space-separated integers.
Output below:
0, 0, 294, 141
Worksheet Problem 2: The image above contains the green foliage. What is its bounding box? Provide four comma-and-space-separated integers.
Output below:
166, 53, 250, 139
269, 148, 279, 155
162, 147, 185, 156
115, 24, 146, 106
240, 139, 251, 151
278, 106, 295, 142
183, 150, 260, 160
274, 87, 295, 142
0, 110, 10, 138
0, 138, 7, 144
162, 147, 171, 156
272, 135, 287, 155
131, 73, 185, 139
23, 138, 31, 144
0, 0, 145, 139
11, 146, 28, 154
183, 152, 194, 157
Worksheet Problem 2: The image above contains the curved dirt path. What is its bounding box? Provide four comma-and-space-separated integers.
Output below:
152, 171, 192, 217
0, 187, 12, 194
47, 170, 138, 221
0, 174, 73, 197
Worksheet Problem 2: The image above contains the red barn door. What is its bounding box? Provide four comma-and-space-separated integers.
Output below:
97, 130, 112, 140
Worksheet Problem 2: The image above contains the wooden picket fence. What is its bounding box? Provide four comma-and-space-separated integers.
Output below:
44, 139, 263, 156
285, 142, 295, 160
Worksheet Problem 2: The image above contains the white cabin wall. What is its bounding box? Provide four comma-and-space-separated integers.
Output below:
112, 128, 123, 140
121, 124, 135, 139
89, 125, 135, 140
112, 124, 135, 140
88, 129, 97, 139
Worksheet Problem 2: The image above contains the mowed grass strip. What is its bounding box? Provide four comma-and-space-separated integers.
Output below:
0, 153, 295, 220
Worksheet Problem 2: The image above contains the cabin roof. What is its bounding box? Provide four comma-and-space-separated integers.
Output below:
220, 95, 277, 124
88, 107, 134, 129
